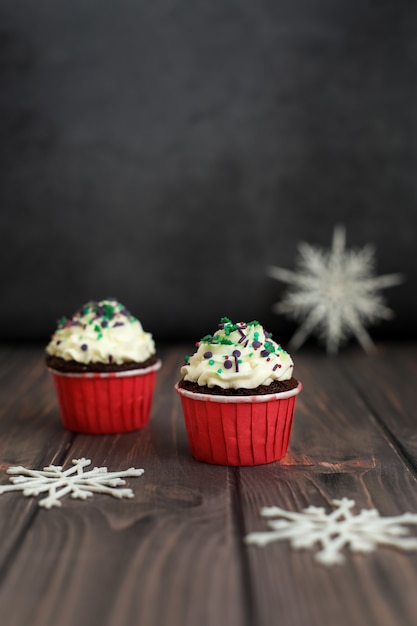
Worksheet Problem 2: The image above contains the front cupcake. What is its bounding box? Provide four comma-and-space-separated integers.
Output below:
175, 317, 302, 466
46, 298, 161, 434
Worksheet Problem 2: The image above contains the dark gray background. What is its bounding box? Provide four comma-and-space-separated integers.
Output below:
0, 0, 416, 346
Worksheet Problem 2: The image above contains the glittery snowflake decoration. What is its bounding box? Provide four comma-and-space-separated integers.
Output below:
267, 225, 404, 353
245, 498, 417, 566
0, 458, 144, 509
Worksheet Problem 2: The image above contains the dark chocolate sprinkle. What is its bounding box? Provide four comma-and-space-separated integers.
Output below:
203, 351, 213, 359
81, 344, 88, 351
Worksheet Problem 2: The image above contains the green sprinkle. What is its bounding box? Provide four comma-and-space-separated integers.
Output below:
94, 325, 101, 333
209, 359, 215, 365
217, 368, 222, 374
184, 355, 190, 362
201, 334, 213, 343
103, 304, 115, 318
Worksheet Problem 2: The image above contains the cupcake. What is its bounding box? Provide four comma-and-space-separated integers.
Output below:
46, 298, 161, 434
175, 317, 302, 466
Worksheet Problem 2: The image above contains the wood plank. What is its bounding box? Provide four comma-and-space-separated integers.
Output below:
339, 342, 417, 465
0, 346, 248, 626
238, 346, 417, 626
0, 346, 74, 581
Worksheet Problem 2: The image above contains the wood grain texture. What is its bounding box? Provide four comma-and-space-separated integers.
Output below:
0, 345, 247, 626
239, 346, 417, 626
340, 343, 417, 466
0, 343, 416, 626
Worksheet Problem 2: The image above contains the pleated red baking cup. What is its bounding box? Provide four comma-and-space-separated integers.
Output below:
49, 361, 161, 434
175, 382, 302, 466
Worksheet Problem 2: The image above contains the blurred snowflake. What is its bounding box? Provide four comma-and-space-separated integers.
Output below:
245, 497, 417, 566
267, 225, 404, 353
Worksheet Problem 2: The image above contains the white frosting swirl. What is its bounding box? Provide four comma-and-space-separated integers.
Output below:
181, 318, 294, 389
46, 298, 156, 365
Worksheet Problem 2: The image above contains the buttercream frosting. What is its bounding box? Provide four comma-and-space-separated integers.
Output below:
46, 298, 156, 365
180, 317, 294, 389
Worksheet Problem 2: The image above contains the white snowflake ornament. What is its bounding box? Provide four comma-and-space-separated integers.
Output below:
267, 225, 404, 353
0, 458, 144, 509
245, 498, 417, 565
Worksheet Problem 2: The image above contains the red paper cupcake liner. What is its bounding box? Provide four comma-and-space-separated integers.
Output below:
175, 382, 302, 466
49, 361, 161, 434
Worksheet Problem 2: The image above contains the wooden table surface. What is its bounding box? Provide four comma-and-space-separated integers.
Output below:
0, 342, 416, 626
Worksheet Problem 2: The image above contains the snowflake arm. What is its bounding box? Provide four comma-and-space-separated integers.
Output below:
0, 458, 145, 509
245, 498, 417, 566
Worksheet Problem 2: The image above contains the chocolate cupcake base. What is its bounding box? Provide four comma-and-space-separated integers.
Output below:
177, 376, 299, 396
46, 353, 159, 373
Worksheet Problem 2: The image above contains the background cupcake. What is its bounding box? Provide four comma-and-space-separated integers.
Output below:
46, 298, 161, 434
175, 317, 301, 466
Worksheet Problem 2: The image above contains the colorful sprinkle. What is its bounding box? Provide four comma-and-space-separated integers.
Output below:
233, 350, 240, 372
203, 351, 213, 359
81, 344, 88, 351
